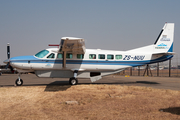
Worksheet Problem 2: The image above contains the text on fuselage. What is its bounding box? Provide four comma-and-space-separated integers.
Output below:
123, 55, 145, 60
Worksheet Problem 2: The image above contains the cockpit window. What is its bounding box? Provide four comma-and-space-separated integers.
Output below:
35, 50, 49, 58
47, 53, 55, 58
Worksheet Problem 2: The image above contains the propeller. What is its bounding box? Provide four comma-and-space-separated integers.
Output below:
7, 43, 10, 59
5, 43, 10, 69
5, 43, 14, 72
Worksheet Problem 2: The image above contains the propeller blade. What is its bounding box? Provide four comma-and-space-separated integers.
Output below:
5, 43, 14, 73
7, 43, 10, 59
5, 62, 10, 69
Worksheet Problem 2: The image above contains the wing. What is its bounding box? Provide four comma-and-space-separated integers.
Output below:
59, 37, 86, 68
59, 37, 86, 54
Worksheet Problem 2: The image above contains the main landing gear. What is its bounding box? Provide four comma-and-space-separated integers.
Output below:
69, 70, 78, 85
15, 73, 23, 86
69, 77, 78, 85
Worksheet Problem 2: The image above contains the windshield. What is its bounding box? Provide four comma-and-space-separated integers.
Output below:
35, 50, 49, 58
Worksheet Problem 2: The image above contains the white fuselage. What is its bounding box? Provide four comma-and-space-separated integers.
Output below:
9, 48, 172, 78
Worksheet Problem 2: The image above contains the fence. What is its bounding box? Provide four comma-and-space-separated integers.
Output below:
116, 54, 180, 77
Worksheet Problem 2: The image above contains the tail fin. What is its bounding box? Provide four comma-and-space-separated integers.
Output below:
126, 23, 174, 54
153, 23, 174, 53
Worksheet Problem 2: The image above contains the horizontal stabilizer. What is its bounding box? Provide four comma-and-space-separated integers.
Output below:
152, 52, 175, 55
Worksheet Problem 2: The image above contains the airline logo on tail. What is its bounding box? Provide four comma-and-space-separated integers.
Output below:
155, 43, 169, 49
157, 43, 167, 46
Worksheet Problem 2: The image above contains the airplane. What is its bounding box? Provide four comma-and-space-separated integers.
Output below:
4, 23, 175, 86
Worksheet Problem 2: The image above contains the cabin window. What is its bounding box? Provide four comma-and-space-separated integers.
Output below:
116, 55, 122, 59
107, 54, 114, 59
66, 53, 73, 59
57, 53, 62, 58
47, 53, 55, 58
35, 50, 49, 58
89, 54, 96, 59
98, 54, 105, 59
77, 54, 84, 59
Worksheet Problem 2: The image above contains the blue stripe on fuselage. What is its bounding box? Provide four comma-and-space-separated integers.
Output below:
10, 55, 173, 67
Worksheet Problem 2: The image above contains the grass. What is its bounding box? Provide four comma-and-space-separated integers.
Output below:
1, 85, 180, 120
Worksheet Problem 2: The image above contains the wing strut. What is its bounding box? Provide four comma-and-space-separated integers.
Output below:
62, 39, 68, 68
63, 51, 66, 68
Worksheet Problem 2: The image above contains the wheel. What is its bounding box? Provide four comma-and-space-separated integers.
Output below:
0, 72, 2, 76
15, 79, 23, 86
69, 77, 78, 85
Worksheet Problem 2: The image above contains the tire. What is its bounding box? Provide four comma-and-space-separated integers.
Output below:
0, 73, 2, 76
15, 79, 23, 86
69, 77, 78, 85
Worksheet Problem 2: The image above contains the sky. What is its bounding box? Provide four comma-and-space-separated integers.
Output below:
0, 0, 180, 65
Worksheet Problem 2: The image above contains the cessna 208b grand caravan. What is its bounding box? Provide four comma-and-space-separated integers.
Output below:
4, 23, 175, 86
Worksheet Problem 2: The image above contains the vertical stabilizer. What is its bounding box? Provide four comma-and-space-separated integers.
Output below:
125, 23, 174, 54
153, 23, 174, 53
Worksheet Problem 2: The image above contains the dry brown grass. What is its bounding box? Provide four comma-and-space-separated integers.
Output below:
1, 85, 180, 120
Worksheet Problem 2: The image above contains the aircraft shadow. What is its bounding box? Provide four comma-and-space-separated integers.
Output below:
136, 81, 159, 84
79, 81, 159, 85
160, 107, 180, 115
44, 81, 71, 92
44, 80, 159, 92
0, 81, 72, 92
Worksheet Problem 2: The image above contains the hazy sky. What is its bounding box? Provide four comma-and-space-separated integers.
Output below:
0, 0, 180, 65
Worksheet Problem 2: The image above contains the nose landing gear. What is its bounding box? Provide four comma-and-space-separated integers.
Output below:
15, 73, 23, 86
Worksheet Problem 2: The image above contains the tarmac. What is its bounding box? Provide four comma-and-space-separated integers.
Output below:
0, 74, 180, 91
